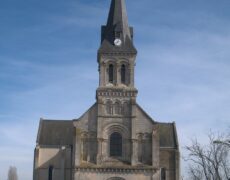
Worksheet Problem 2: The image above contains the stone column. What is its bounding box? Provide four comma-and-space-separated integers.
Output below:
102, 139, 108, 160
130, 62, 134, 87
152, 125, 159, 167
131, 139, 138, 165
130, 97, 137, 165
126, 64, 129, 86
114, 63, 117, 85
97, 97, 104, 165
100, 62, 106, 86
131, 98, 136, 138
33, 146, 39, 180
175, 150, 180, 180
74, 128, 81, 166
97, 138, 103, 165
60, 146, 65, 180
117, 62, 121, 85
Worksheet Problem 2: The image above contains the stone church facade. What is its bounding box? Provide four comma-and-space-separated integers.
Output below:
33, 0, 180, 180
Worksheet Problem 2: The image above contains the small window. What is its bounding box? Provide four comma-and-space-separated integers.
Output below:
161, 168, 166, 180
110, 132, 122, 157
115, 31, 121, 38
109, 64, 114, 83
121, 64, 126, 84
48, 166, 53, 180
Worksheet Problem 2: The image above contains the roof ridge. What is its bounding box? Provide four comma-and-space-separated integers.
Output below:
41, 119, 72, 122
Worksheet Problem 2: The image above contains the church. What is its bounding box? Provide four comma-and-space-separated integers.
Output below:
33, 0, 180, 180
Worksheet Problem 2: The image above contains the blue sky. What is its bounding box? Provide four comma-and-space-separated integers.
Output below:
0, 0, 230, 179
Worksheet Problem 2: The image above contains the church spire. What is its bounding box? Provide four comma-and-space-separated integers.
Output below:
98, 0, 137, 54
106, 0, 131, 40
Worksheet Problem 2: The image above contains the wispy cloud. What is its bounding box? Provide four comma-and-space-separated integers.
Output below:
134, 12, 230, 174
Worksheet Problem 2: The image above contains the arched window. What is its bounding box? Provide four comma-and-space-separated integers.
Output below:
161, 168, 166, 180
121, 64, 126, 84
123, 102, 129, 115
48, 166, 53, 180
114, 101, 121, 115
106, 101, 113, 114
110, 132, 122, 157
109, 64, 114, 83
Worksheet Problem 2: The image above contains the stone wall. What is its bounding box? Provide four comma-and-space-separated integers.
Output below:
34, 146, 72, 180
74, 168, 161, 180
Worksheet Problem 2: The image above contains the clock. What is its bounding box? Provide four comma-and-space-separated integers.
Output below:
114, 38, 122, 46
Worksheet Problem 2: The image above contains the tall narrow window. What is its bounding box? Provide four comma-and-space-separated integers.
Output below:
109, 64, 114, 83
114, 101, 121, 115
137, 135, 143, 162
121, 64, 126, 84
106, 101, 113, 114
82, 139, 88, 161
48, 166, 53, 180
161, 168, 166, 180
110, 132, 122, 157
123, 102, 129, 115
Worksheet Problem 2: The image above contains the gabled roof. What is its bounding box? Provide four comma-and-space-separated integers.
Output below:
98, 0, 137, 54
37, 119, 73, 146
136, 103, 179, 149
36, 108, 179, 149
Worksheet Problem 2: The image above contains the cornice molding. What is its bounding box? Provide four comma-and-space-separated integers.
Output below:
97, 90, 138, 98
98, 52, 137, 57
74, 166, 158, 174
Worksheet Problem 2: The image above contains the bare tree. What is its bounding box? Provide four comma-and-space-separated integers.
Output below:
184, 131, 230, 180
7, 166, 18, 180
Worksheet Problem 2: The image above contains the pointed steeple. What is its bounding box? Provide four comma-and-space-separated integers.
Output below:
106, 0, 131, 41
98, 0, 137, 54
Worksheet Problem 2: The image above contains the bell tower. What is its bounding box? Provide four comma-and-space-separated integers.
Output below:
97, 0, 137, 88
96, 0, 139, 165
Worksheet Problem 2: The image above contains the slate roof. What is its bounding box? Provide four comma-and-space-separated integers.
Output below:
106, 0, 131, 40
98, 0, 137, 54
37, 114, 179, 149
158, 122, 179, 149
136, 103, 178, 149
36, 118, 179, 149
37, 119, 73, 146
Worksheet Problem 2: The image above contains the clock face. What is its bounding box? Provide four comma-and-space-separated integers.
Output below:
114, 38, 122, 46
